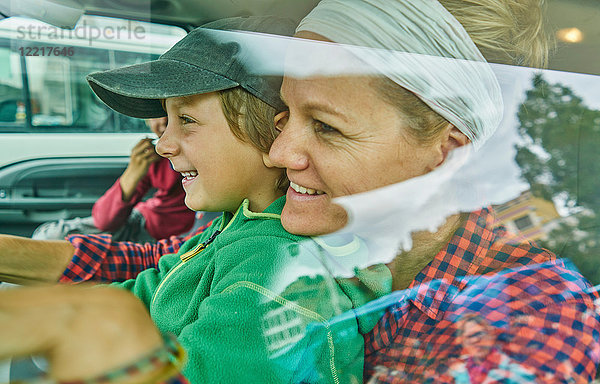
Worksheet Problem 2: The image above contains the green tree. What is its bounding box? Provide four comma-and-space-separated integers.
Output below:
515, 73, 600, 284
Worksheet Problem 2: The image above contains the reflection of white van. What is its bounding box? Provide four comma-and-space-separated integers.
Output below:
0, 16, 185, 235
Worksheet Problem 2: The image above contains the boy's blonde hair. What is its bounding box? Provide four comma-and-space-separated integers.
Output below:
218, 87, 288, 193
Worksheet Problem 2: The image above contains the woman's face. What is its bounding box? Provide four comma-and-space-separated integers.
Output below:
269, 73, 446, 236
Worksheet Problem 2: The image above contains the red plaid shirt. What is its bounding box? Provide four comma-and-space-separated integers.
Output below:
363, 208, 600, 383
59, 222, 213, 283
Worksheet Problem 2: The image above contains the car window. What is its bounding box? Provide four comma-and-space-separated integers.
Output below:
1, 1, 600, 383
0, 44, 24, 124
0, 15, 185, 133
0, 15, 186, 239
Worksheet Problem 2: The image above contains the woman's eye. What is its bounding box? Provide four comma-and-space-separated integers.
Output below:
314, 120, 339, 135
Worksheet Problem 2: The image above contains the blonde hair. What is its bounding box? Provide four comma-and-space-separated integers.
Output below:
439, 0, 552, 68
378, 0, 552, 144
218, 87, 288, 192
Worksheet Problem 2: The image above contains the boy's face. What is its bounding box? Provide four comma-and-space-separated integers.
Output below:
157, 92, 282, 213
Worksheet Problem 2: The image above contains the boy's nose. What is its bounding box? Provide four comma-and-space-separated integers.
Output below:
155, 122, 179, 158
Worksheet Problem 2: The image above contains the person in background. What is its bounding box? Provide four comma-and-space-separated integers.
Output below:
31, 117, 195, 243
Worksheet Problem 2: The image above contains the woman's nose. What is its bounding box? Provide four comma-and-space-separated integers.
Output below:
269, 118, 310, 171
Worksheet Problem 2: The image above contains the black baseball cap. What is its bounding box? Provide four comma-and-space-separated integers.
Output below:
86, 16, 295, 118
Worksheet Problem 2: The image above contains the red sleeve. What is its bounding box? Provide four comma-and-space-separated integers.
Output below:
91, 169, 152, 232
59, 222, 212, 283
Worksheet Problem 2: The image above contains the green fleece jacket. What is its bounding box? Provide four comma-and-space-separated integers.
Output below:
114, 197, 391, 383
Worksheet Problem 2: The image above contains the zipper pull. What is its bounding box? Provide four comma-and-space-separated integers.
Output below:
180, 230, 222, 262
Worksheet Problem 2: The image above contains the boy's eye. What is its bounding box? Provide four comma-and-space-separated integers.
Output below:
179, 115, 195, 125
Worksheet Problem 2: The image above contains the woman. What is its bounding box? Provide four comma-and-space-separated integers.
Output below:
2, 1, 598, 383
266, 1, 598, 383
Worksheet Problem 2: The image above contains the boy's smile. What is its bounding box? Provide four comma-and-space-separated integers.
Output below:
179, 170, 199, 187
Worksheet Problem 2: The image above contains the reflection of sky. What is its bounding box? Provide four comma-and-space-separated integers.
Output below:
496, 65, 600, 138
538, 69, 600, 110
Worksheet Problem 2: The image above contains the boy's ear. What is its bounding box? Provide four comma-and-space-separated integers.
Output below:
274, 111, 289, 132
262, 153, 276, 168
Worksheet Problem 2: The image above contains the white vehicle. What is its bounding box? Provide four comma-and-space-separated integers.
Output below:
0, 15, 185, 235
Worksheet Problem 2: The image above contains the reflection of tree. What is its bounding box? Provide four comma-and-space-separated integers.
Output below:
515, 74, 600, 284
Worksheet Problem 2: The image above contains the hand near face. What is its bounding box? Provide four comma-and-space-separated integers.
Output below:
129, 137, 162, 173
120, 138, 162, 202
0, 285, 163, 382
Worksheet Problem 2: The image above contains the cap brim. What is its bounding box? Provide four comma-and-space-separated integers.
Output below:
87, 59, 239, 119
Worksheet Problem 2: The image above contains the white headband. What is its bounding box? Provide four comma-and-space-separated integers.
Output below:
296, 0, 503, 149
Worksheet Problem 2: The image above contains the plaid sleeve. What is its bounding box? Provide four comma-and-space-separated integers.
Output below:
451, 261, 600, 383
364, 261, 600, 383
495, 296, 600, 383
59, 223, 212, 283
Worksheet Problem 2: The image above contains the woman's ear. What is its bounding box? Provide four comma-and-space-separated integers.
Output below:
438, 125, 470, 166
